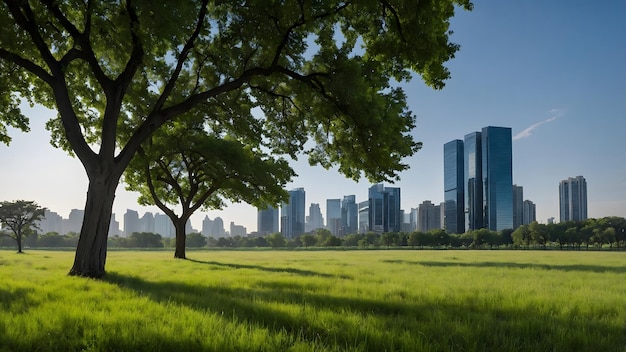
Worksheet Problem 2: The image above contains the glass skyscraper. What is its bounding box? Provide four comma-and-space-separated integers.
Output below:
481, 126, 513, 231
368, 184, 401, 233
512, 185, 524, 229
280, 188, 305, 238
443, 139, 464, 234
464, 131, 483, 231
341, 195, 358, 236
257, 205, 279, 235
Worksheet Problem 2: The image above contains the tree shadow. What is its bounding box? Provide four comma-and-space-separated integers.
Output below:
103, 271, 622, 351
382, 260, 626, 274
186, 258, 353, 279
0, 287, 38, 313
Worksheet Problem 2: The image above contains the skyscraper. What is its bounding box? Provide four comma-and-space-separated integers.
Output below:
417, 200, 442, 232
464, 131, 483, 231
257, 206, 279, 235
559, 176, 588, 222
123, 209, 139, 237
368, 184, 401, 233
341, 195, 358, 236
326, 198, 341, 235
481, 126, 513, 231
305, 203, 324, 232
512, 185, 524, 229
358, 200, 369, 233
444, 139, 464, 233
523, 200, 536, 225
281, 188, 305, 238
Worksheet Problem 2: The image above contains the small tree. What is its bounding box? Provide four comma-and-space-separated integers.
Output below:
0, 200, 46, 253
300, 234, 317, 249
186, 233, 207, 248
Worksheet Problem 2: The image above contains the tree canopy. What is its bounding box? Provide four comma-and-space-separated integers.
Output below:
124, 118, 294, 258
0, 0, 472, 277
0, 200, 46, 253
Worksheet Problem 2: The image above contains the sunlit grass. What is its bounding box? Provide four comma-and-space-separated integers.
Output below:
1, 249, 624, 351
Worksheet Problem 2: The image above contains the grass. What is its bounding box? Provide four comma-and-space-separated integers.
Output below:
0, 249, 624, 351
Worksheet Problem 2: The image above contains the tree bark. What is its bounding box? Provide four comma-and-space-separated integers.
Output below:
174, 217, 189, 259
16, 232, 22, 253
68, 173, 118, 278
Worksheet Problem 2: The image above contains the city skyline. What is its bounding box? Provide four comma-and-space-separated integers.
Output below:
1, 1, 625, 232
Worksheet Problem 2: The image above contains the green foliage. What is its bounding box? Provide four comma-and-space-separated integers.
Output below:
0, 200, 46, 252
266, 232, 287, 248
0, 0, 474, 274
0, 250, 624, 351
186, 233, 207, 248
127, 232, 164, 248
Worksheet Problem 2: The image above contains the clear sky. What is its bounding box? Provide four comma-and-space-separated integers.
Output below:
1, 1, 625, 233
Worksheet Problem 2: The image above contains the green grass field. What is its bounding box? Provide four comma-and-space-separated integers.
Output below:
0, 249, 624, 351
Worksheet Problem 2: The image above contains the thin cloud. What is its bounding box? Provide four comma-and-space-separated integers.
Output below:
513, 108, 564, 141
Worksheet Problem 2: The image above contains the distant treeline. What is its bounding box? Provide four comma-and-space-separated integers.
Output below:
2, 217, 624, 251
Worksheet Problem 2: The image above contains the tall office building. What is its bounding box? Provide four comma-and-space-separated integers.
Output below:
417, 201, 442, 232
257, 206, 279, 235
156, 213, 175, 238
523, 200, 536, 225
123, 209, 140, 237
326, 199, 341, 235
305, 203, 324, 232
281, 188, 306, 238
358, 200, 369, 233
464, 131, 483, 231
481, 126, 513, 231
559, 176, 588, 222
444, 139, 464, 233
341, 195, 358, 236
368, 184, 401, 233
512, 185, 524, 229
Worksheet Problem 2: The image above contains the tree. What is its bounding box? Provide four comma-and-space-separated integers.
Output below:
266, 232, 286, 249
512, 225, 530, 248
0, 200, 46, 253
186, 233, 207, 248
0, 1, 472, 277
124, 121, 293, 259
300, 234, 317, 249
127, 232, 164, 248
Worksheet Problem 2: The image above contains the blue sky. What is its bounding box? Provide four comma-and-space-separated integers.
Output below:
1, 1, 625, 233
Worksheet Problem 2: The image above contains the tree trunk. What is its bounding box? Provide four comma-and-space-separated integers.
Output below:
68, 175, 118, 278
174, 217, 189, 259
16, 232, 22, 253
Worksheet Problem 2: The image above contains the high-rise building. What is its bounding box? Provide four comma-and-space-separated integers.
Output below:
368, 184, 401, 233
305, 203, 324, 232
230, 222, 247, 237
559, 176, 588, 222
326, 198, 341, 235
257, 206, 279, 235
417, 200, 442, 232
341, 195, 358, 236
358, 200, 369, 233
155, 213, 175, 238
123, 209, 139, 237
523, 200, 536, 225
444, 139, 464, 233
281, 188, 305, 238
139, 212, 155, 233
481, 126, 513, 231
63, 209, 84, 235
464, 131, 483, 231
512, 185, 524, 229
38, 210, 63, 235
409, 208, 418, 232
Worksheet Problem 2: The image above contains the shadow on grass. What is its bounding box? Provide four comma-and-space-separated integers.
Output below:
102, 271, 622, 351
186, 258, 353, 279
382, 260, 626, 274
0, 287, 38, 313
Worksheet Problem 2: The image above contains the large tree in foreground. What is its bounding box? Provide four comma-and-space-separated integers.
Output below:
124, 119, 294, 259
0, 0, 472, 277
0, 200, 46, 253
